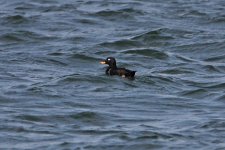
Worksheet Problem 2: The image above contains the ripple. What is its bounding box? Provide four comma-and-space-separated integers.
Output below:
204, 54, 225, 62
0, 95, 14, 103
206, 82, 225, 90
84, 144, 162, 150
47, 52, 66, 56
180, 10, 208, 18
3, 15, 29, 24
16, 111, 108, 126
159, 68, 192, 75
173, 41, 225, 57
0, 33, 25, 42
17, 114, 44, 122
211, 15, 225, 23
99, 39, 142, 49
93, 8, 145, 19
71, 53, 99, 61
146, 75, 175, 83
175, 54, 197, 62
215, 93, 225, 101
77, 18, 99, 25
57, 74, 112, 85
132, 28, 175, 41
202, 64, 222, 73
41, 4, 77, 12
14, 2, 39, 11
81, 129, 175, 149
180, 89, 208, 98
122, 48, 168, 59
45, 58, 68, 66
200, 120, 225, 129
69, 111, 107, 125
0, 30, 57, 43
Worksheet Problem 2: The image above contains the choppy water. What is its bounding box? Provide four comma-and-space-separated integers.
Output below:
1, 0, 225, 149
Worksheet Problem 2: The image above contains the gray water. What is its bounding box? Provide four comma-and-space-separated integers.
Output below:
1, 0, 225, 149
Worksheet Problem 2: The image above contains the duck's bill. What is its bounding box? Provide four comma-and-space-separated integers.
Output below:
100, 61, 106, 64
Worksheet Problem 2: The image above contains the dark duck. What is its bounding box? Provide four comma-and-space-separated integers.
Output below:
100, 57, 136, 78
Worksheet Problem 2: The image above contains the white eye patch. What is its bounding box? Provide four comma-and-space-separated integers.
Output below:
107, 58, 111, 61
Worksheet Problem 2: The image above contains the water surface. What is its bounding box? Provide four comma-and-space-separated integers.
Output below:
1, 0, 225, 149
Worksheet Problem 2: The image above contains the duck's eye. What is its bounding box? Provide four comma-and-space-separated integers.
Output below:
107, 58, 111, 61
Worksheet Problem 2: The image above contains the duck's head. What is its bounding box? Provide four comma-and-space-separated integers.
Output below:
100, 57, 117, 68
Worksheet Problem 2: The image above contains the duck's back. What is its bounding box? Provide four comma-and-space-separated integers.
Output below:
116, 68, 136, 77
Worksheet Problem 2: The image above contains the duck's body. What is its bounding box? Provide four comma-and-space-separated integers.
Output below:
100, 57, 136, 78
105, 67, 136, 77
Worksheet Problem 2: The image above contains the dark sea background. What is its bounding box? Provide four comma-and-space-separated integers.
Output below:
1, 0, 225, 149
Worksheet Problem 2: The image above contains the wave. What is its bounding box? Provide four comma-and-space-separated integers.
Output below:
210, 15, 225, 23
0, 33, 25, 42
132, 28, 175, 41
216, 94, 225, 101
159, 68, 193, 75
16, 111, 108, 125
0, 30, 58, 43
173, 41, 225, 54
71, 53, 99, 61
122, 48, 168, 59
204, 54, 225, 62
4, 15, 28, 24
180, 88, 208, 97
93, 8, 145, 18
99, 39, 142, 49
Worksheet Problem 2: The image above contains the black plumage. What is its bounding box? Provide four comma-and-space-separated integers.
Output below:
100, 57, 136, 78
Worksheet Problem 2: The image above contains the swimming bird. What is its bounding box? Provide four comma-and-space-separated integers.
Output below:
100, 57, 136, 78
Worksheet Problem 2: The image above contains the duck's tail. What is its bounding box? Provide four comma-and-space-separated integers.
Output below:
130, 71, 136, 77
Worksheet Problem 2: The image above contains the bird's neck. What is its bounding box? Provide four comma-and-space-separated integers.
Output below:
109, 65, 117, 69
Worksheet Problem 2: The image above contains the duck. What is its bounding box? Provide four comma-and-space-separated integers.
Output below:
100, 57, 136, 78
